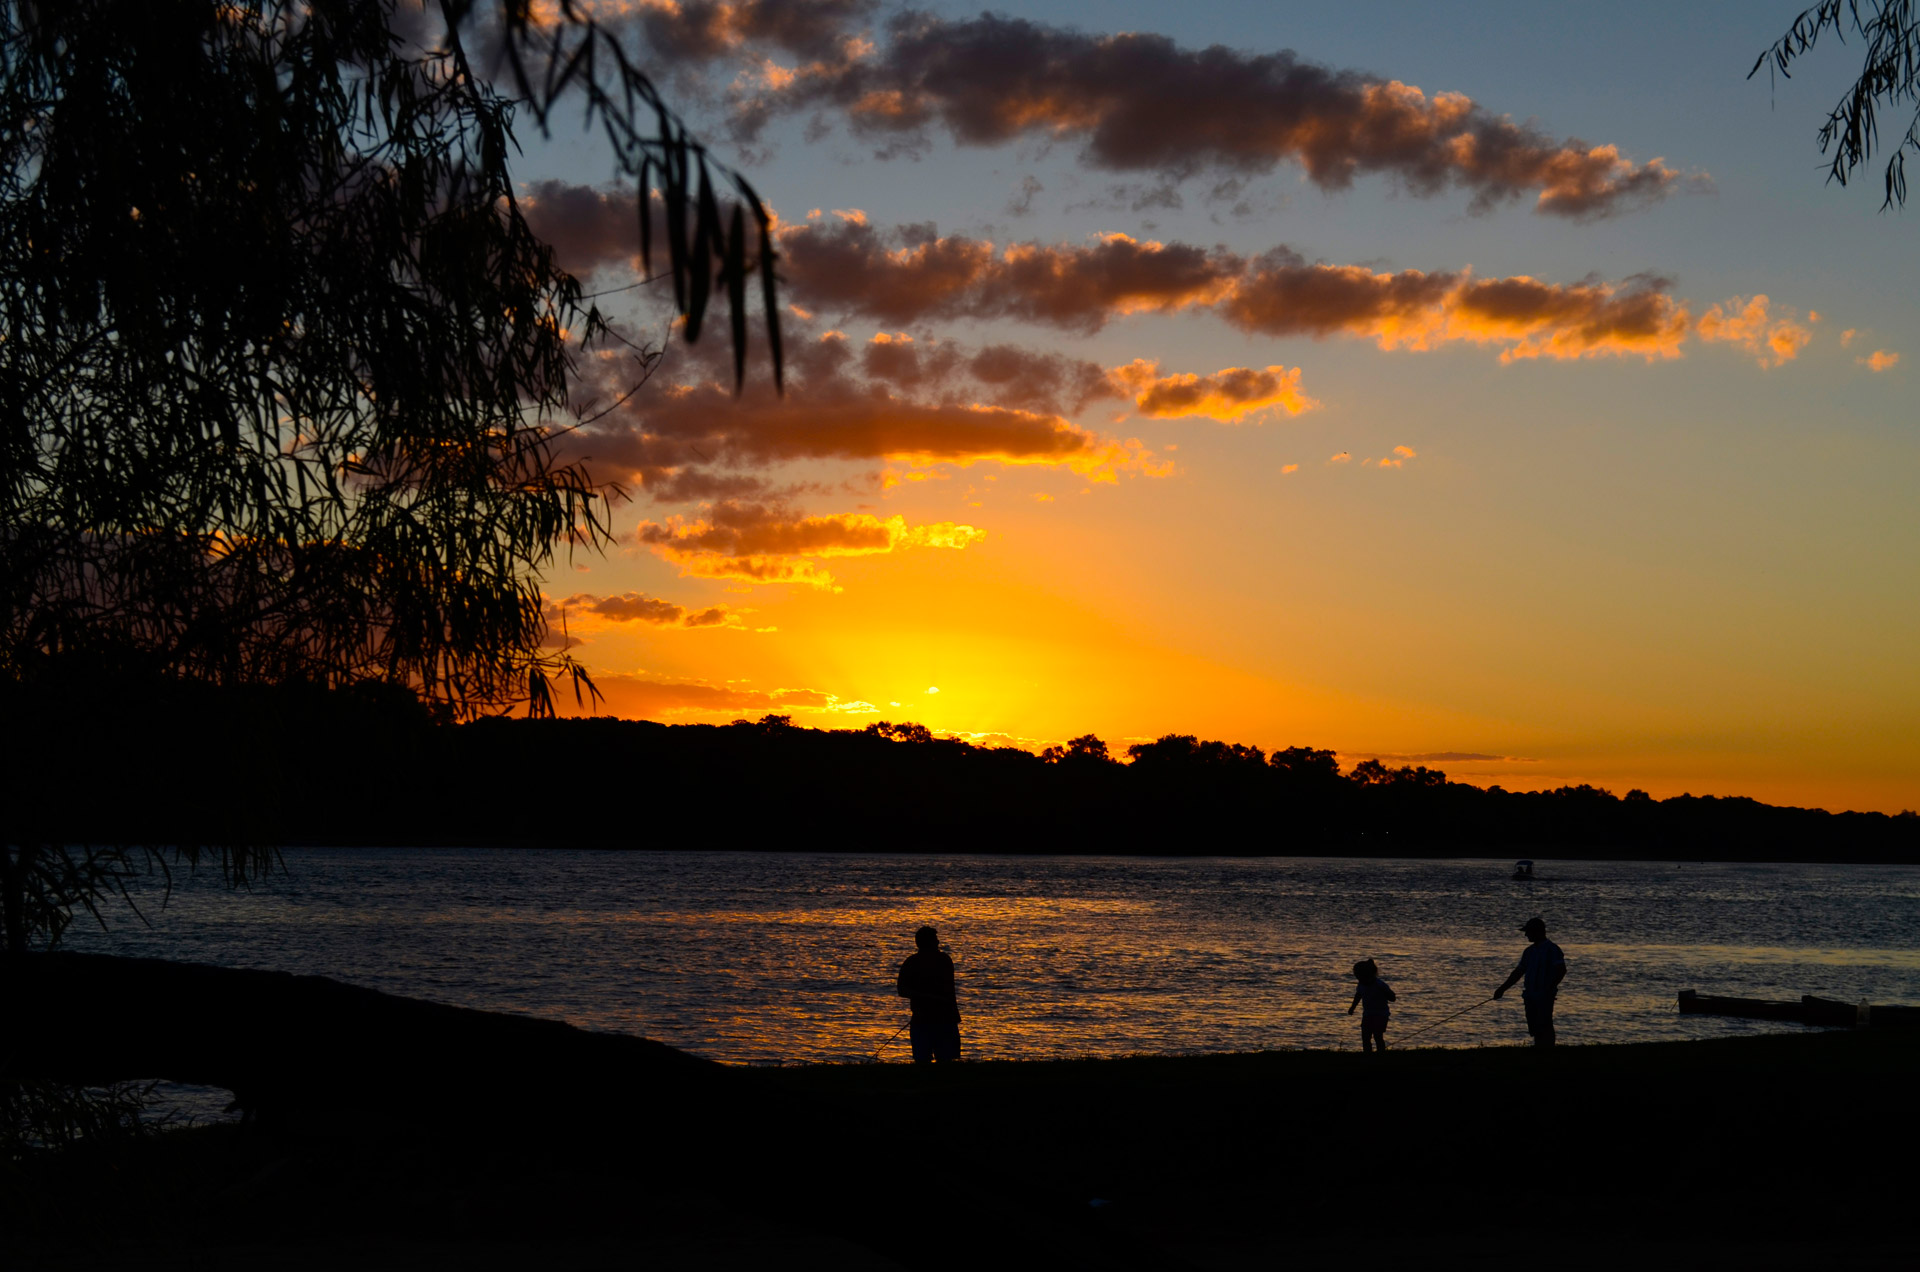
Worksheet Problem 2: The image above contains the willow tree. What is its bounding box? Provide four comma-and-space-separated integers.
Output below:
0, 0, 779, 952
1755, 1, 1920, 206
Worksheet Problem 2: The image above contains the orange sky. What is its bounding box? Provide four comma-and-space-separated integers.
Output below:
520, 3, 1918, 813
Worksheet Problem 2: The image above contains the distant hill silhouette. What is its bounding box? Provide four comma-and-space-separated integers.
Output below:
11, 684, 1914, 863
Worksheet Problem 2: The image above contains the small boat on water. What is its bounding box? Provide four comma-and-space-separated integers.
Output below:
1511, 859, 1535, 881
1677, 990, 1920, 1030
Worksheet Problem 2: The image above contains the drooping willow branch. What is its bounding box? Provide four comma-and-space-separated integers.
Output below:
1753, 0, 1920, 208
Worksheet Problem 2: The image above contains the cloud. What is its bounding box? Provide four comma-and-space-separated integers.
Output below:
1858, 349, 1901, 372
558, 671, 880, 720
1377, 444, 1417, 469
1281, 463, 1300, 474
1108, 359, 1317, 421
780, 218, 1696, 362
552, 591, 747, 630
520, 179, 650, 276
562, 320, 1169, 498
731, 12, 1686, 219
1353, 751, 1536, 763
1007, 174, 1044, 216
626, 0, 879, 64
934, 728, 1053, 752
780, 219, 1239, 332
1227, 257, 1693, 361
860, 332, 1124, 417
635, 500, 985, 588
1841, 328, 1858, 347
521, 187, 1773, 372
1695, 295, 1814, 368
1329, 451, 1351, 464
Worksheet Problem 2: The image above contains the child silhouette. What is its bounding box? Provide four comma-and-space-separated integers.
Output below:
1348, 958, 1397, 1053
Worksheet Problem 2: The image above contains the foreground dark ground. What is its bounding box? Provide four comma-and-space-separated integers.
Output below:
9, 1021, 1917, 1269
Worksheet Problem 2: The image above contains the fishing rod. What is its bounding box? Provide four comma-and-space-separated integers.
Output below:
1396, 995, 1497, 1042
868, 1019, 910, 1061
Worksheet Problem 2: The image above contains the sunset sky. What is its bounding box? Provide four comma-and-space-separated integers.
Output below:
512, 1, 1917, 813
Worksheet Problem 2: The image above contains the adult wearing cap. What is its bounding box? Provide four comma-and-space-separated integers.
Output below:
1494, 916, 1567, 1046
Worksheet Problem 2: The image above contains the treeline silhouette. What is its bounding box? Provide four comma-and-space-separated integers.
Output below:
12, 680, 1914, 863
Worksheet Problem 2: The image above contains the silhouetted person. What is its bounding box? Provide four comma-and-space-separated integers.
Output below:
1494, 916, 1567, 1046
897, 925, 961, 1063
1348, 958, 1396, 1053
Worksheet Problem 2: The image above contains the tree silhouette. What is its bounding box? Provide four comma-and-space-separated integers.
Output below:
866, 720, 939, 744
1126, 735, 1267, 771
1, 0, 781, 952
1041, 734, 1114, 765
1349, 758, 1393, 786
1270, 746, 1341, 784
1754, 1, 1920, 206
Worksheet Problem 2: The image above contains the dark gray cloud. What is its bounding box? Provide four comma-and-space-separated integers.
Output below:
521, 184, 1700, 379
556, 317, 1157, 502
548, 590, 743, 630
734, 12, 1683, 219
780, 216, 1241, 333
776, 218, 1693, 358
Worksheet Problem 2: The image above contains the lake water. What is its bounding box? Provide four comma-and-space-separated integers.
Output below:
65, 850, 1920, 1069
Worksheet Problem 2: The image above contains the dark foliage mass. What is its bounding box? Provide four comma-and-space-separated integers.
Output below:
0, 0, 780, 953
1, 0, 776, 718
19, 695, 1916, 866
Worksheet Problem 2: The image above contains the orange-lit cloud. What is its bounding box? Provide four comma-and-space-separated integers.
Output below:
780, 220, 1238, 332
730, 12, 1684, 218
858, 332, 1123, 417
1281, 463, 1300, 474
556, 671, 880, 720
779, 219, 1699, 362
554, 590, 746, 629
623, 376, 1160, 482
524, 189, 1770, 371
1858, 349, 1901, 372
635, 500, 985, 588
1377, 445, 1417, 469
564, 321, 1170, 498
1227, 257, 1692, 361
1351, 750, 1535, 764
499, 0, 882, 110
1108, 359, 1318, 421
626, 0, 876, 64
1695, 295, 1813, 368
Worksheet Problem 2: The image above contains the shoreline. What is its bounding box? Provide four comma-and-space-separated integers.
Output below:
10, 966, 1917, 1268
266, 842, 1920, 867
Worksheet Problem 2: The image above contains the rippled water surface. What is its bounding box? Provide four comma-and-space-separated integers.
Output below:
70, 850, 1920, 1063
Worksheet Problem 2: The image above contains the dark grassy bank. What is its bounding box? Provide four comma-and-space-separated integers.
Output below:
9, 992, 1917, 1268
8, 681, 1918, 862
